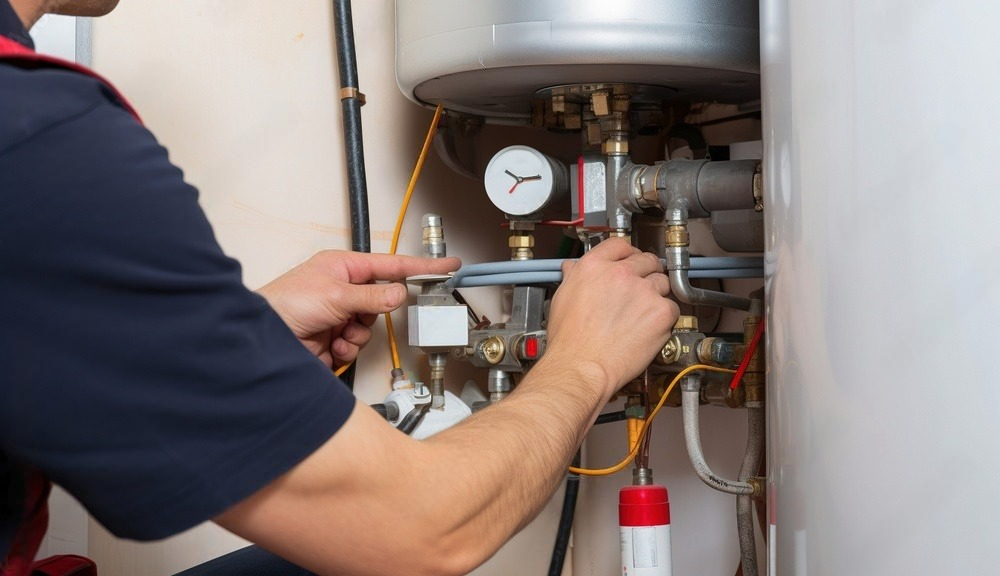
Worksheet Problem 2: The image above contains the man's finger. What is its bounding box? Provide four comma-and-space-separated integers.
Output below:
341, 322, 374, 349
624, 251, 663, 277
584, 237, 638, 262
337, 282, 409, 316
340, 252, 461, 283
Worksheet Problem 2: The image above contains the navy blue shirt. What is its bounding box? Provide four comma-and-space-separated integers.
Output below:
0, 0, 355, 561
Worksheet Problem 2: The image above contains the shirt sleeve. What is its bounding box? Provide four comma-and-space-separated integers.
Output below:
0, 71, 356, 540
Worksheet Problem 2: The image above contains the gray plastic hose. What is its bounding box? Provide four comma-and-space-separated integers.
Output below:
737, 404, 764, 576
681, 388, 754, 495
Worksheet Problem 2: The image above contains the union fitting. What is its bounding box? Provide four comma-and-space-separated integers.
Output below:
665, 225, 689, 248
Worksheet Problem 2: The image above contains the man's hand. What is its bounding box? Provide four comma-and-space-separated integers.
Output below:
544, 238, 679, 397
257, 251, 460, 368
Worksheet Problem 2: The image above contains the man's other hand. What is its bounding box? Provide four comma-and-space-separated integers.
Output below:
544, 238, 679, 398
257, 251, 460, 368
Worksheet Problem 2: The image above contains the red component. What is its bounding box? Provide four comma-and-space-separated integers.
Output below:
619, 485, 670, 527
729, 317, 765, 390
524, 336, 539, 359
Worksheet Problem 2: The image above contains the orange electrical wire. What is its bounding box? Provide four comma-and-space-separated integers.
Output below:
383, 103, 444, 370
333, 104, 444, 378
569, 364, 736, 476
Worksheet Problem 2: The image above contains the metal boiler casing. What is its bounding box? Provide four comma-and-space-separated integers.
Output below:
395, 0, 760, 122
763, 0, 1000, 573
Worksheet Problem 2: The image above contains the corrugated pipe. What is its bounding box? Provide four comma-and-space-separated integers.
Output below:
680, 379, 754, 495
737, 404, 764, 576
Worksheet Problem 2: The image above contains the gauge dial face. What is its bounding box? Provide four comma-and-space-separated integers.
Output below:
484, 145, 559, 216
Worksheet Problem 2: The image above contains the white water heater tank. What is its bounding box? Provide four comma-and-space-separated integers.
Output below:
395, 0, 760, 121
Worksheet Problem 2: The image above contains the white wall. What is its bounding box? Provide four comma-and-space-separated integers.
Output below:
82, 1, 762, 574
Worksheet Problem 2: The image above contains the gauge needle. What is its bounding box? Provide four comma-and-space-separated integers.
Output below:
505, 170, 542, 194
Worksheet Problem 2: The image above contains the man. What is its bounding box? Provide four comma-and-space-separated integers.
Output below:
0, 1, 679, 575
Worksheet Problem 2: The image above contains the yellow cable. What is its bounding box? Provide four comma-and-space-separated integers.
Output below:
335, 363, 349, 377
382, 103, 444, 370
569, 364, 736, 476
627, 417, 641, 453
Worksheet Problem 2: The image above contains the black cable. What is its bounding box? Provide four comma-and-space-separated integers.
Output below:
332, 0, 370, 390
397, 404, 430, 435
548, 451, 581, 576
594, 410, 628, 425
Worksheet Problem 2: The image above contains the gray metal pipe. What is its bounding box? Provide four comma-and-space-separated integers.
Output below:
737, 404, 765, 576
696, 159, 759, 213
681, 386, 754, 495
669, 268, 753, 310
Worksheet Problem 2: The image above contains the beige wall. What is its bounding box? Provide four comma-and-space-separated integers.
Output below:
87, 1, 566, 574
82, 1, 760, 574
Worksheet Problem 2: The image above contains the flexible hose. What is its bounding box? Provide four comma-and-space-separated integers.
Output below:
681, 386, 754, 495
570, 365, 735, 476
737, 404, 764, 576
548, 453, 581, 576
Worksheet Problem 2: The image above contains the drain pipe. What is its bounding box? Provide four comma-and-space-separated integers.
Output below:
332, 0, 370, 389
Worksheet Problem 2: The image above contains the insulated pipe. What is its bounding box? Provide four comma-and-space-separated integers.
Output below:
332, 0, 371, 254
681, 381, 754, 495
737, 404, 765, 576
453, 269, 763, 289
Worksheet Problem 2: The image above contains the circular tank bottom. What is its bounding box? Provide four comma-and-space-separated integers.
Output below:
412, 64, 760, 121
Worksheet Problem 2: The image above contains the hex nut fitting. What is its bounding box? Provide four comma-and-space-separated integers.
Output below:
508, 235, 535, 249
673, 315, 699, 332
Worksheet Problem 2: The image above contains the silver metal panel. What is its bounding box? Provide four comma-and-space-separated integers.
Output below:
763, 1, 1000, 573
396, 0, 759, 120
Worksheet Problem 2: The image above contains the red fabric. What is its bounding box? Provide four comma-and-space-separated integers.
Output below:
619, 485, 670, 527
1, 468, 51, 576
0, 35, 141, 122
29, 555, 97, 576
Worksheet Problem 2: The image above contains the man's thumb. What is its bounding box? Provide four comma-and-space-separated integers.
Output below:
346, 282, 407, 315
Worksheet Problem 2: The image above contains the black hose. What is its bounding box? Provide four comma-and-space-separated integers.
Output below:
331, 0, 369, 253
397, 404, 430, 435
594, 410, 628, 425
332, 0, 370, 390
548, 452, 581, 576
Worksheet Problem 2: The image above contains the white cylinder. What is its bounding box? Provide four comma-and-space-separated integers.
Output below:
619, 485, 672, 576
762, 1, 1000, 573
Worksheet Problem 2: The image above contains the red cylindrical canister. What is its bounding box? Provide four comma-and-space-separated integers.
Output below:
619, 485, 672, 576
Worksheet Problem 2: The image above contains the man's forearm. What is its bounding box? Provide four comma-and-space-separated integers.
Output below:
417, 355, 609, 570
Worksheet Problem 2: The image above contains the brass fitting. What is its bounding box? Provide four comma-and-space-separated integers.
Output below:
665, 225, 690, 248
602, 139, 629, 155
660, 337, 681, 365
480, 336, 506, 365
591, 90, 611, 116
748, 476, 766, 501
509, 233, 535, 261
673, 315, 699, 332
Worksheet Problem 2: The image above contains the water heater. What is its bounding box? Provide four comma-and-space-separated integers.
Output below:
395, 0, 760, 121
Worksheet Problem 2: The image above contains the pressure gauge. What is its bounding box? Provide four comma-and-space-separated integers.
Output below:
484, 145, 568, 217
